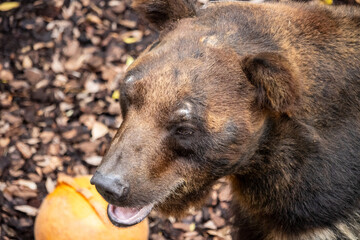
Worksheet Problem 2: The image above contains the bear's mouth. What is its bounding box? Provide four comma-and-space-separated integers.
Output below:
107, 203, 154, 227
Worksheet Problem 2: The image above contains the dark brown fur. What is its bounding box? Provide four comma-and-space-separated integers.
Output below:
93, 1, 360, 239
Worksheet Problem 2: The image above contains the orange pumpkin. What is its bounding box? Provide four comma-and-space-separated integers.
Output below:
34, 175, 149, 240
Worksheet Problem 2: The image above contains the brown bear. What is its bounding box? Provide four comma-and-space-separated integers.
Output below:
90, 1, 360, 239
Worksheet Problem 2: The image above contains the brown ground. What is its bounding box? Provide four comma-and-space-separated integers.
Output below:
0, 1, 233, 239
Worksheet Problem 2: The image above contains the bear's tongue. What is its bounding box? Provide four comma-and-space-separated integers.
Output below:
113, 205, 139, 219
107, 203, 153, 227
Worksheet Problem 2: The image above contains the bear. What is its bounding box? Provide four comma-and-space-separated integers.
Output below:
90, 0, 360, 239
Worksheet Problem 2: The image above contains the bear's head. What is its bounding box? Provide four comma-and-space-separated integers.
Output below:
91, 0, 301, 227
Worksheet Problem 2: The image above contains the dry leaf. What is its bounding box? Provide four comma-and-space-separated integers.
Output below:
0, 2, 20, 11
173, 222, 190, 231
91, 122, 109, 140
13, 179, 37, 190
79, 114, 96, 130
85, 77, 101, 93
14, 205, 38, 216
218, 185, 232, 202
119, 19, 137, 29
108, 100, 121, 115
112, 90, 120, 100
189, 222, 196, 232
63, 40, 80, 57
0, 70, 14, 82
33, 41, 55, 51
322, 0, 333, 4
84, 155, 102, 166
126, 55, 134, 67
203, 220, 217, 230
22, 56, 33, 69
62, 129, 77, 139
86, 14, 102, 25
40, 131, 55, 144
0, 92, 12, 107
0, 182, 6, 191
45, 177, 55, 193
51, 54, 65, 73
207, 226, 231, 239
24, 68, 43, 84
64, 54, 88, 71
7, 186, 37, 199
15, 142, 33, 159
121, 30, 143, 44
0, 138, 10, 148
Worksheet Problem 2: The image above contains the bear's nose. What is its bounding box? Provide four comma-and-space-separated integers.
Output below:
90, 171, 129, 203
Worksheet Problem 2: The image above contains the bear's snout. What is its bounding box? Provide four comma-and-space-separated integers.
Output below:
91, 171, 130, 204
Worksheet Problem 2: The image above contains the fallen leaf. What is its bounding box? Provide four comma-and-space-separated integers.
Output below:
6, 185, 37, 199
79, 114, 96, 130
121, 31, 143, 44
13, 179, 37, 190
86, 14, 102, 25
0, 92, 12, 108
322, 0, 333, 4
45, 177, 55, 193
173, 222, 190, 231
15, 142, 33, 159
218, 185, 232, 202
64, 54, 88, 71
91, 122, 109, 140
211, 214, 225, 228
123, 37, 138, 44
207, 226, 231, 239
0, 2, 20, 11
22, 56, 33, 69
33, 41, 55, 51
108, 100, 121, 115
51, 53, 64, 73
40, 131, 55, 144
84, 155, 103, 166
48, 143, 60, 155
203, 220, 217, 230
0, 182, 6, 191
85, 77, 101, 93
0, 138, 10, 148
126, 55, 134, 67
112, 90, 120, 100
183, 231, 199, 238
62, 129, 77, 139
14, 205, 38, 216
189, 222, 196, 231
24, 68, 43, 84
119, 19, 137, 29
0, 70, 14, 82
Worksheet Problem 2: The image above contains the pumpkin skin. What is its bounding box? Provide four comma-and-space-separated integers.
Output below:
34, 175, 149, 240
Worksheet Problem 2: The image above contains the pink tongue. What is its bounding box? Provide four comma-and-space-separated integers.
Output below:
112, 205, 140, 220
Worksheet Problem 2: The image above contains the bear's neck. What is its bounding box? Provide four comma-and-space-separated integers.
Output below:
230, 116, 359, 237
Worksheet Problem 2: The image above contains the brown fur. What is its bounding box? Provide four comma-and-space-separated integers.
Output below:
132, 0, 196, 30
241, 52, 301, 114
93, 1, 360, 239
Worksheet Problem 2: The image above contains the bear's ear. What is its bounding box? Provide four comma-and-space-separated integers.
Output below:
132, 0, 196, 31
241, 52, 300, 114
